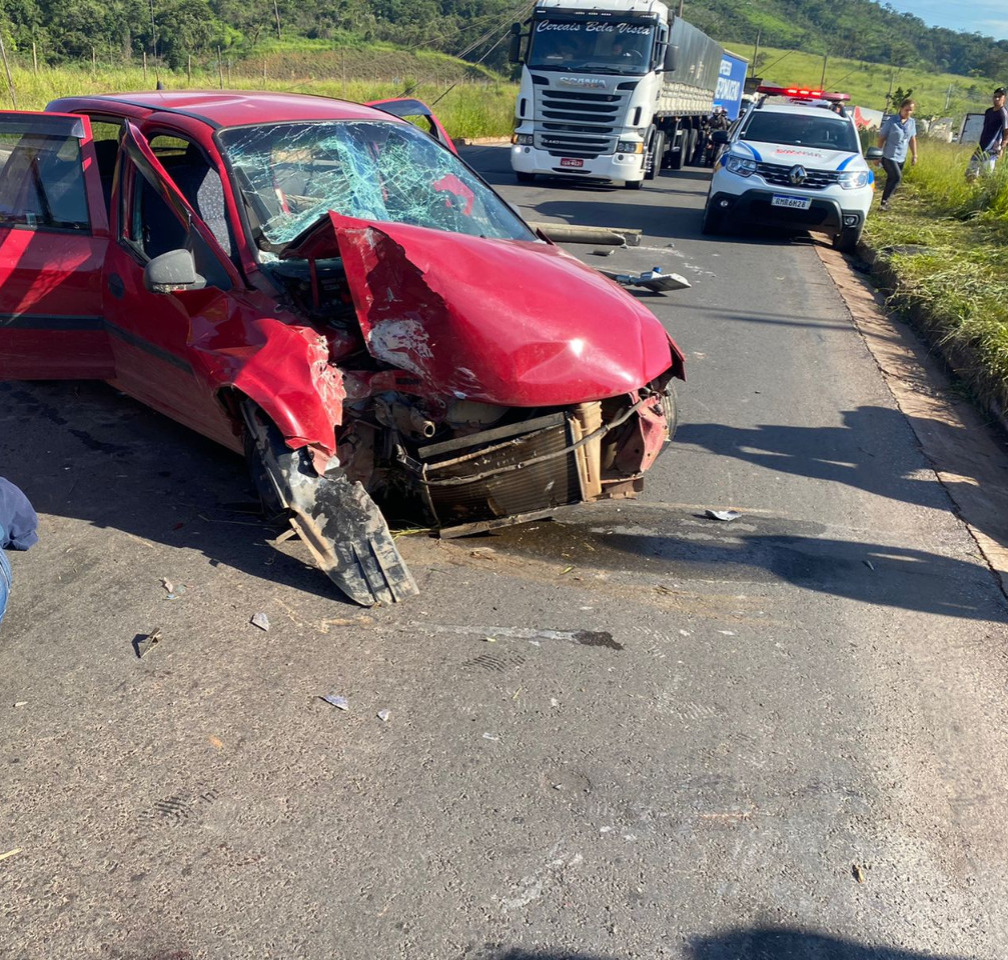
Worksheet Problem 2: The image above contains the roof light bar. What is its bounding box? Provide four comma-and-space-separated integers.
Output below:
756, 84, 850, 102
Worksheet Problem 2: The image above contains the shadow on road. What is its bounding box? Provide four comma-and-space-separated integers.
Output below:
688, 927, 974, 960
0, 379, 352, 604
469, 929, 973, 960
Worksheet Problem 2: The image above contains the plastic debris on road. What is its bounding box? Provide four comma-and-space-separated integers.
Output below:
135, 627, 162, 659
377, 709, 391, 722
705, 509, 741, 522
321, 694, 349, 710
251, 612, 271, 631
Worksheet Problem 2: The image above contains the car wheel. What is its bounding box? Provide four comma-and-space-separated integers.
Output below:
701, 199, 722, 235
516, 171, 536, 184
241, 400, 291, 521
833, 224, 862, 253
625, 178, 644, 190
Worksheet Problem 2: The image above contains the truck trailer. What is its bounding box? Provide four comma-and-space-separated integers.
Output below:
508, 0, 723, 188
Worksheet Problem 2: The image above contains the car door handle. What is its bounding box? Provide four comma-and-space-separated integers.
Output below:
108, 273, 125, 299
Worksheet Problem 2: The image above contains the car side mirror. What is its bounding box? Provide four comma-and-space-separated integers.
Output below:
864, 146, 883, 161
144, 248, 207, 294
712, 130, 730, 144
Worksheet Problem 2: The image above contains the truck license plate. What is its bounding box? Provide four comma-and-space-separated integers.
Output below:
771, 195, 811, 210
559, 157, 584, 168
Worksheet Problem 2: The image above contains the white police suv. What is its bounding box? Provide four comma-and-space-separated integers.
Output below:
702, 85, 882, 252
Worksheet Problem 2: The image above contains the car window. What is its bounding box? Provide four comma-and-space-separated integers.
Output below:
218, 119, 534, 250
0, 123, 90, 233
126, 158, 232, 291
740, 112, 859, 152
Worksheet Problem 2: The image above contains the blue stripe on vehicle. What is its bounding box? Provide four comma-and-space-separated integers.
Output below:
836, 155, 855, 171
736, 142, 762, 162
868, 170, 875, 185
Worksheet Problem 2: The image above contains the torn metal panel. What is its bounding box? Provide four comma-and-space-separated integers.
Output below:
242, 402, 416, 605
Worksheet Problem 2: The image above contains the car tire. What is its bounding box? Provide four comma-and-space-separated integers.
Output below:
241, 401, 292, 521
833, 224, 862, 253
625, 178, 644, 190
701, 199, 721, 235
516, 171, 536, 184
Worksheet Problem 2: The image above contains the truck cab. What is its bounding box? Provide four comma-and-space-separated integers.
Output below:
509, 0, 672, 187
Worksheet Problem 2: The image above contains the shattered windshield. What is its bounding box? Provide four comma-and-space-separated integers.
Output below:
528, 18, 654, 74
218, 120, 535, 248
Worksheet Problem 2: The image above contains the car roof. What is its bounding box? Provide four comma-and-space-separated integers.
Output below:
47, 90, 394, 130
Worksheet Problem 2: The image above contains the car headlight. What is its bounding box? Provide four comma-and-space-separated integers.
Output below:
512, 133, 534, 146
725, 154, 758, 177
838, 169, 870, 190
616, 140, 644, 154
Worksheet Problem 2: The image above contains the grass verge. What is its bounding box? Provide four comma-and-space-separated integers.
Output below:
864, 140, 1008, 420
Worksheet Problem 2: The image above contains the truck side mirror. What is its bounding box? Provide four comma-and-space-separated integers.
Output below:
508, 23, 522, 64
664, 44, 679, 73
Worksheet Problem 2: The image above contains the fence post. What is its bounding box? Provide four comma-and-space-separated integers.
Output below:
143, 50, 147, 82
32, 41, 37, 75
0, 36, 16, 109
188, 54, 192, 84
217, 46, 223, 89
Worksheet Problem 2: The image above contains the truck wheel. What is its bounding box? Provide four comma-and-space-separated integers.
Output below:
833, 224, 862, 253
516, 171, 536, 184
645, 131, 665, 180
701, 199, 721, 235
685, 129, 699, 167
670, 142, 685, 170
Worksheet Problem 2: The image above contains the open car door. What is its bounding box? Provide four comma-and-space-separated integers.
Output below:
0, 111, 112, 379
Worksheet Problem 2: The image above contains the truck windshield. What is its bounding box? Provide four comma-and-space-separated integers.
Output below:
740, 112, 860, 153
527, 17, 655, 74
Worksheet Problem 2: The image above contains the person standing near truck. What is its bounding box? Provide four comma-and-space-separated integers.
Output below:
0, 477, 38, 629
966, 86, 1008, 180
877, 98, 917, 211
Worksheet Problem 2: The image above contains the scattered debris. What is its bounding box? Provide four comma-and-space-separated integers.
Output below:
13, 701, 27, 708
250, 612, 271, 631
161, 577, 174, 593
321, 694, 349, 710
377, 709, 391, 722
134, 627, 163, 659
591, 248, 616, 257
483, 636, 497, 643
852, 864, 866, 883
160, 577, 185, 600
600, 266, 691, 294
482, 732, 500, 742
0, 848, 22, 863
864, 559, 875, 571
526, 221, 642, 247
705, 509, 741, 522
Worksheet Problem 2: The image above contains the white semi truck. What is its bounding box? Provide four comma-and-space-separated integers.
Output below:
508, 0, 723, 188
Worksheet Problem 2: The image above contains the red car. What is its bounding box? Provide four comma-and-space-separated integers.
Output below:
0, 92, 685, 605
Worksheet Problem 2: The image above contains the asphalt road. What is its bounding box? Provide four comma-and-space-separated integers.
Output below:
2, 146, 1007, 960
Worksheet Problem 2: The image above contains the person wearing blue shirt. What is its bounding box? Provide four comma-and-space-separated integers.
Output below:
876, 98, 918, 211
0, 477, 38, 628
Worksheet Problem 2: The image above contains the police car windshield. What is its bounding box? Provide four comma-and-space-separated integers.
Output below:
740, 112, 859, 152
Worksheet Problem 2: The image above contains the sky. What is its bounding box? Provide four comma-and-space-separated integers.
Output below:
881, 0, 1008, 43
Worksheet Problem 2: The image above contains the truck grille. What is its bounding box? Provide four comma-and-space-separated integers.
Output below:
756, 162, 841, 190
534, 87, 628, 158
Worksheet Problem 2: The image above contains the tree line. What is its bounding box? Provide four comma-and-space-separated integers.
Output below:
0, 0, 1005, 79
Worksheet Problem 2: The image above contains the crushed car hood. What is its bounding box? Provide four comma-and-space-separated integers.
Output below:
288, 212, 678, 406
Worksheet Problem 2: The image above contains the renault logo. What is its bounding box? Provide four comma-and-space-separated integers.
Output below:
789, 165, 808, 185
